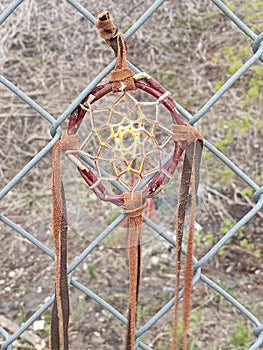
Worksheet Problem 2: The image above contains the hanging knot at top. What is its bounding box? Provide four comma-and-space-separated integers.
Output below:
110, 32, 136, 92
96, 11, 136, 93
96, 11, 117, 43
172, 124, 203, 144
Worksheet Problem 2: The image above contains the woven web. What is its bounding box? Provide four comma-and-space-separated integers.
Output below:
67, 89, 175, 193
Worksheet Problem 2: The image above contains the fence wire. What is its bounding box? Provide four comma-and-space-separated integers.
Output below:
0, 0, 263, 349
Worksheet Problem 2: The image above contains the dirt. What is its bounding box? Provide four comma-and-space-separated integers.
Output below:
0, 0, 263, 349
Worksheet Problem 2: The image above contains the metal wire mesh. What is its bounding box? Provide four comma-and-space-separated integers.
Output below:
0, 0, 263, 349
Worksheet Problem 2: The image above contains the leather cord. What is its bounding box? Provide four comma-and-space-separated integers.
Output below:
51, 133, 78, 350
96, 11, 136, 92
124, 191, 145, 350
172, 124, 203, 350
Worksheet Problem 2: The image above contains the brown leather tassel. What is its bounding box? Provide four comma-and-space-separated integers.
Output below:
51, 133, 78, 350
124, 191, 145, 350
182, 138, 203, 350
172, 124, 203, 350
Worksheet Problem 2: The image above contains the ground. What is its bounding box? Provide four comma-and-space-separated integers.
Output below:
0, 0, 263, 349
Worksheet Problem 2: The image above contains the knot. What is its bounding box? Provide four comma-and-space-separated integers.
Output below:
124, 203, 146, 218
95, 12, 135, 93
173, 124, 203, 144
252, 32, 263, 63
124, 191, 145, 218
59, 133, 78, 152
96, 11, 117, 43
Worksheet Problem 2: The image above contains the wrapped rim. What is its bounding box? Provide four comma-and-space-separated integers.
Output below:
67, 77, 187, 206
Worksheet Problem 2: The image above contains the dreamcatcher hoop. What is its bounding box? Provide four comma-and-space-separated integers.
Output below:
66, 76, 189, 207
50, 11, 204, 350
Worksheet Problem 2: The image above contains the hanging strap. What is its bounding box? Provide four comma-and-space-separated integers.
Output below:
96, 11, 136, 92
51, 133, 78, 350
109, 33, 136, 92
123, 191, 145, 350
171, 124, 203, 350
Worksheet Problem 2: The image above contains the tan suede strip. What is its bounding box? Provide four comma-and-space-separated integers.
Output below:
110, 67, 136, 82
172, 124, 203, 144
124, 191, 145, 350
182, 143, 197, 350
96, 12, 136, 93
110, 33, 136, 92
171, 130, 203, 350
51, 133, 78, 350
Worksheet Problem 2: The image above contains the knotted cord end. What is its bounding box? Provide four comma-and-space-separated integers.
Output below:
96, 11, 118, 44
123, 203, 146, 219
172, 124, 203, 144
96, 12, 136, 92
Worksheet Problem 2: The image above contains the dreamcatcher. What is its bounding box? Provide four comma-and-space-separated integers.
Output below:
51, 11, 203, 350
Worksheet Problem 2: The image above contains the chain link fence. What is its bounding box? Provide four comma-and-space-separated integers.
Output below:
0, 0, 263, 349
